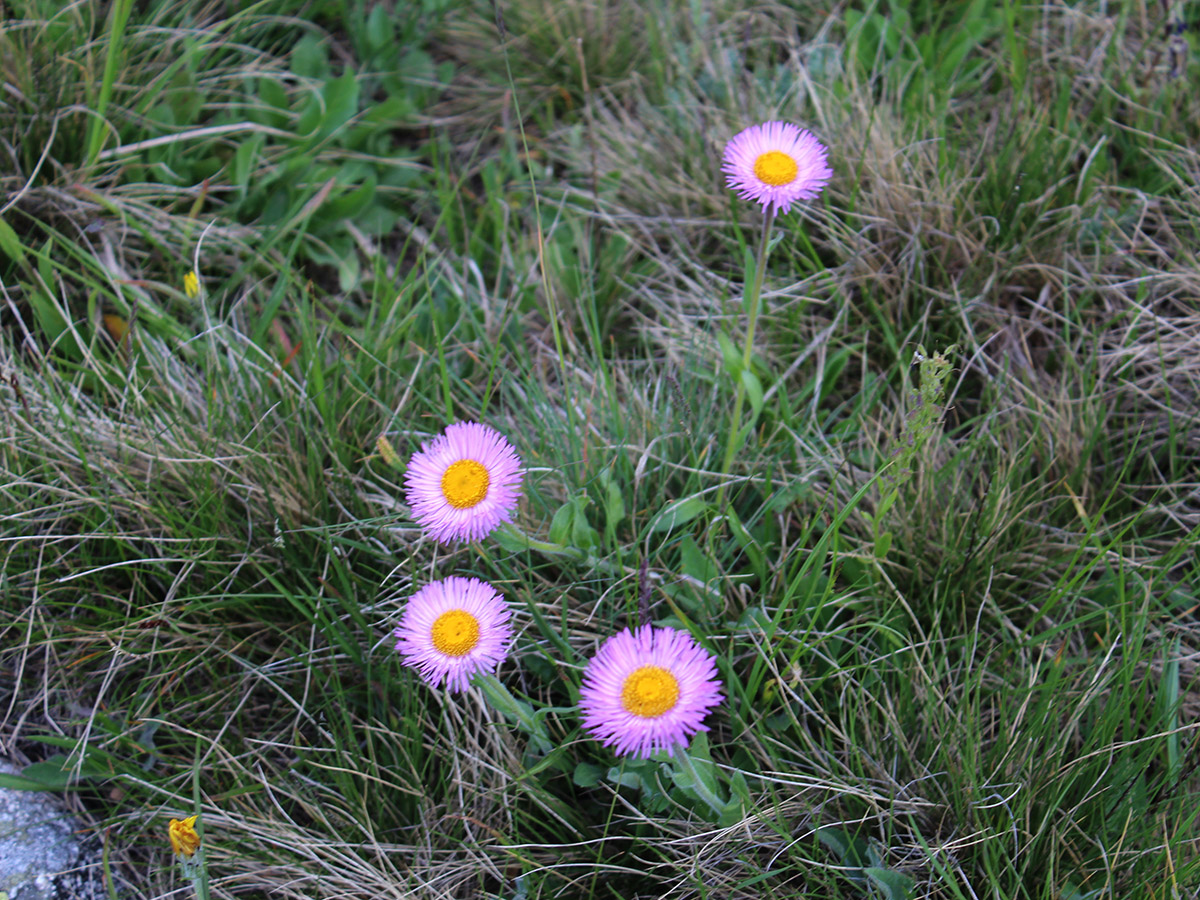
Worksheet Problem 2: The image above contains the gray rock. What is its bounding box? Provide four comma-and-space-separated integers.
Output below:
0, 762, 107, 900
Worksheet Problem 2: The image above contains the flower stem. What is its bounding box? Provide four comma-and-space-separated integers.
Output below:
717, 208, 775, 505
191, 859, 211, 900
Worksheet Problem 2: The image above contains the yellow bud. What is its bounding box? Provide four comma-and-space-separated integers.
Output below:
168, 815, 201, 858
184, 270, 200, 300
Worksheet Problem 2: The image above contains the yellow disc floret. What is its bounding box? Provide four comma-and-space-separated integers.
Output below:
753, 150, 799, 186
441, 459, 490, 509
431, 609, 481, 656
620, 665, 680, 718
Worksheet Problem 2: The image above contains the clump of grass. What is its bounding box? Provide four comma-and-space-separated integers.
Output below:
438, 0, 660, 124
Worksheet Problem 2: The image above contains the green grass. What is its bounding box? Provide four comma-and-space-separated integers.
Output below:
1, 0, 1198, 898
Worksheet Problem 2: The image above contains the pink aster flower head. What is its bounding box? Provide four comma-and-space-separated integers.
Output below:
722, 121, 832, 215
404, 421, 523, 544
578, 624, 723, 759
392, 576, 514, 693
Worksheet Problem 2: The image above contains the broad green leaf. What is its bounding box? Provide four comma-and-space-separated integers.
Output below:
865, 867, 915, 900
258, 76, 290, 113
3, 754, 113, 791
607, 768, 647, 791
290, 34, 328, 79
678, 534, 715, 586
569, 494, 601, 550
365, 4, 393, 54
491, 525, 530, 554
874, 530, 893, 559
323, 176, 378, 222
572, 762, 605, 788
316, 72, 360, 140
0, 772, 57, 791
548, 500, 574, 546
649, 497, 707, 533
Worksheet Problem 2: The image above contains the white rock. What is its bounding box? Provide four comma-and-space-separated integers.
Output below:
0, 762, 106, 900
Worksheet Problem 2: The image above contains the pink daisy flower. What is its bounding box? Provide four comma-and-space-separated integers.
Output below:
392, 577, 514, 693
579, 625, 723, 759
404, 422, 523, 544
721, 121, 832, 215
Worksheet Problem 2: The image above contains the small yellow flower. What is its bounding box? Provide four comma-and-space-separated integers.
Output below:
183, 270, 200, 300
168, 815, 201, 858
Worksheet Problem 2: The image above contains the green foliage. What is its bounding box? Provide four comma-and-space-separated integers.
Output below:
843, 0, 1005, 114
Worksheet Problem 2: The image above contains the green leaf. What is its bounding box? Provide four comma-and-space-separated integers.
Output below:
491, 525, 529, 554
874, 530, 893, 559
865, 867, 915, 900
258, 76, 290, 113
474, 675, 552, 754
598, 468, 625, 535
315, 71, 360, 141
323, 175, 378, 222
572, 762, 605, 788
14, 762, 79, 790
726, 421, 754, 457
28, 289, 68, 345
0, 772, 58, 791
726, 508, 764, 579
876, 490, 898, 520
0, 215, 27, 265
36, 238, 54, 287
1, 754, 114, 791
364, 98, 416, 137
716, 330, 742, 377
290, 34, 328, 79
649, 497, 707, 533
303, 235, 360, 292
727, 769, 751, 806
569, 494, 601, 550
678, 534, 715, 586
548, 500, 574, 546
816, 826, 870, 869
607, 767, 647, 790
674, 751, 721, 799
740, 369, 764, 417
232, 134, 264, 197
365, 4, 393, 54
666, 737, 726, 819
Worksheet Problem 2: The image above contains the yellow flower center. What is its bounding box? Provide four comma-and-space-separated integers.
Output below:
431, 609, 481, 657
620, 665, 680, 718
441, 459, 490, 509
753, 150, 798, 186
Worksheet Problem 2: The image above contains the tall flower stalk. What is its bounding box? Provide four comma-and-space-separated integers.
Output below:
718, 206, 776, 492
717, 122, 832, 500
